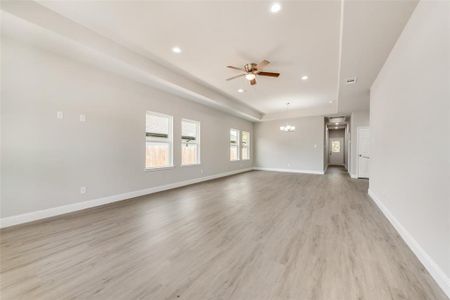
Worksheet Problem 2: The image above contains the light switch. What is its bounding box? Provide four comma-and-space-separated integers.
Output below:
80, 186, 87, 194
56, 111, 64, 119
79, 114, 86, 122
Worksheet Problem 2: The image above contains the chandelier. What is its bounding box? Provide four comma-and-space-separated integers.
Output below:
279, 102, 295, 132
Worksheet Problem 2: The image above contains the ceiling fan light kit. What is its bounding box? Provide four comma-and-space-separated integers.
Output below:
226, 60, 280, 86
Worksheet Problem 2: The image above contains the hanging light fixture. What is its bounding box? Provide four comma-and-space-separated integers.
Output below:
279, 102, 296, 132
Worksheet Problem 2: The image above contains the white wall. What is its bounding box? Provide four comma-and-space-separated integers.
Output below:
0, 36, 253, 219
370, 0, 450, 295
344, 125, 350, 170
350, 110, 370, 177
254, 116, 324, 173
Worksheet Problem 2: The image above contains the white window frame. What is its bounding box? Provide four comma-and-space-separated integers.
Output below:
230, 128, 240, 161
241, 130, 250, 160
145, 111, 173, 170
181, 118, 201, 166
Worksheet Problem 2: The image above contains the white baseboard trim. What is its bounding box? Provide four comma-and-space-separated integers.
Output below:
0, 168, 253, 229
253, 167, 324, 175
368, 189, 450, 298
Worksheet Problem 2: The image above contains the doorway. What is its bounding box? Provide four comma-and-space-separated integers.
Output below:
328, 128, 346, 166
324, 116, 349, 172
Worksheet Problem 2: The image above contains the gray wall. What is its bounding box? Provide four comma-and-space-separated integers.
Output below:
350, 110, 370, 176
370, 0, 450, 282
254, 116, 324, 172
1, 36, 253, 218
329, 129, 345, 138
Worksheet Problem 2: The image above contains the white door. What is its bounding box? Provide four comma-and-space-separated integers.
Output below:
357, 127, 370, 178
329, 137, 344, 165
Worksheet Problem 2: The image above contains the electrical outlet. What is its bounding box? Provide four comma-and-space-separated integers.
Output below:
80, 186, 87, 194
56, 111, 64, 119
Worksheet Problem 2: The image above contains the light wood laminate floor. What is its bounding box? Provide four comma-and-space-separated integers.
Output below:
0, 168, 447, 300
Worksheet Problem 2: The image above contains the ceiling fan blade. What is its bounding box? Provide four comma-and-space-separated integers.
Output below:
226, 65, 244, 71
256, 60, 270, 70
250, 78, 257, 85
258, 71, 280, 78
226, 73, 246, 81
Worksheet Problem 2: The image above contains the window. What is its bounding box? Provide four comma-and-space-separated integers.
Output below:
230, 129, 240, 161
146, 112, 173, 169
241, 131, 250, 160
332, 140, 341, 152
181, 119, 200, 165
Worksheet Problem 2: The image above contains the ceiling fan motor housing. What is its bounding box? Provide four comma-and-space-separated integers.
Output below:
244, 63, 258, 73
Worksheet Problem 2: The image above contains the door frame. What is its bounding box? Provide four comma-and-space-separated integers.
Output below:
356, 126, 370, 178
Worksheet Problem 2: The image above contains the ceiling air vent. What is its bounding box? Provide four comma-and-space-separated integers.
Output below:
345, 77, 357, 85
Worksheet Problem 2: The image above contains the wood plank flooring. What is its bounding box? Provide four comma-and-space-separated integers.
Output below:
0, 168, 447, 299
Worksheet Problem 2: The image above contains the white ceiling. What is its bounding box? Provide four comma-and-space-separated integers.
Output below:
338, 0, 418, 114
18, 0, 418, 120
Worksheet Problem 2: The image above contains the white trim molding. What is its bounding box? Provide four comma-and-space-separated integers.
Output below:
368, 189, 450, 298
253, 167, 324, 175
0, 168, 252, 229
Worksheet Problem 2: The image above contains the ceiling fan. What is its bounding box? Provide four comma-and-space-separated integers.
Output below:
226, 60, 280, 86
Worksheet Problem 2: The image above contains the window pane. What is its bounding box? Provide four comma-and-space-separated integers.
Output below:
242, 146, 250, 160
230, 145, 238, 161
182, 143, 198, 165
241, 131, 250, 159
230, 129, 240, 161
146, 142, 169, 168
146, 112, 173, 169
146, 113, 169, 135
181, 119, 200, 165
332, 141, 341, 152
242, 131, 249, 146
182, 120, 197, 138
230, 129, 238, 143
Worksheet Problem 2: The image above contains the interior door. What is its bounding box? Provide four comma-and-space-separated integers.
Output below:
329, 137, 344, 165
357, 127, 370, 178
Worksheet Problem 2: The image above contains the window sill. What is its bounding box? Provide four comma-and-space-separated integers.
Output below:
145, 166, 174, 172
181, 163, 201, 167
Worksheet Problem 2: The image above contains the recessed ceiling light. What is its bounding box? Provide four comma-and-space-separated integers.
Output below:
301, 75, 308, 80
237, 88, 245, 93
335, 122, 339, 125
270, 2, 282, 13
172, 46, 182, 54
